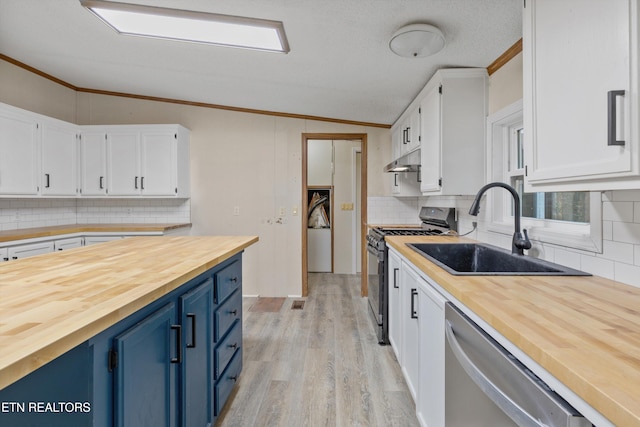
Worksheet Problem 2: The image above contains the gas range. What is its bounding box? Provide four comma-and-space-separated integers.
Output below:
367, 207, 456, 344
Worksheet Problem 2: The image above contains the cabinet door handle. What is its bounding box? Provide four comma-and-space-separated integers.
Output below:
99, 176, 104, 189
45, 173, 50, 188
230, 276, 238, 283
393, 267, 399, 289
406, 127, 411, 143
170, 324, 182, 363
394, 173, 398, 187
141, 176, 145, 190
229, 309, 238, 316
410, 288, 418, 319
134, 176, 139, 189
228, 342, 238, 350
186, 313, 196, 348
608, 90, 626, 146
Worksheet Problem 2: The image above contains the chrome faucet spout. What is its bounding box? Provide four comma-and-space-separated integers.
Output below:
468, 182, 532, 255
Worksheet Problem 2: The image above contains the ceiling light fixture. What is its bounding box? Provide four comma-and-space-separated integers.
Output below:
80, 0, 290, 53
389, 23, 445, 58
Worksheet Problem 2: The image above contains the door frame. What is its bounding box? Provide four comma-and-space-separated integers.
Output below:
301, 133, 368, 297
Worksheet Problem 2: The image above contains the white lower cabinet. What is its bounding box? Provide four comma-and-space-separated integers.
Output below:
84, 236, 124, 246
389, 246, 448, 424
7, 241, 54, 260
388, 249, 402, 359
417, 276, 447, 427
400, 260, 420, 400
53, 237, 84, 251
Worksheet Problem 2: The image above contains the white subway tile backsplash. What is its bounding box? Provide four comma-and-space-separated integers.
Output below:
614, 262, 640, 288
580, 254, 615, 280
612, 221, 640, 245
603, 201, 634, 222
598, 240, 634, 264
0, 198, 190, 231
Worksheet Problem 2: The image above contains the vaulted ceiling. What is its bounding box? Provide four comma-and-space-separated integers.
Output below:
0, 0, 522, 125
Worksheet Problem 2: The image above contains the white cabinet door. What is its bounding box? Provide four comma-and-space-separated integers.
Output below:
400, 259, 420, 401
107, 131, 140, 196
41, 120, 79, 196
0, 104, 39, 195
417, 69, 487, 196
405, 107, 421, 154
140, 130, 176, 196
417, 278, 447, 427
81, 130, 108, 196
84, 236, 124, 246
420, 84, 442, 193
523, 0, 639, 191
106, 125, 189, 197
7, 241, 54, 260
388, 249, 402, 359
53, 237, 83, 251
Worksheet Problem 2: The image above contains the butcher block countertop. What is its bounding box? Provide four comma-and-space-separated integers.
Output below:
0, 223, 191, 243
0, 235, 258, 390
386, 235, 640, 427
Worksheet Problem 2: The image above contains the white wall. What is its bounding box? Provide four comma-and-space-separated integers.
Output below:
0, 58, 391, 297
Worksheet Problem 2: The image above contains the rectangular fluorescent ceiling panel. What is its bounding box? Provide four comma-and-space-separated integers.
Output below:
80, 0, 290, 53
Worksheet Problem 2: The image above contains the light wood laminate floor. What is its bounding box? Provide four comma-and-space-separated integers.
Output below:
217, 273, 419, 427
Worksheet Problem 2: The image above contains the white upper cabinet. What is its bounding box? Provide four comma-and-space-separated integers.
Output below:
107, 129, 140, 196
40, 118, 79, 196
523, 0, 640, 191
80, 130, 108, 196
0, 103, 39, 195
419, 68, 488, 195
395, 107, 421, 156
105, 125, 190, 197
0, 102, 190, 198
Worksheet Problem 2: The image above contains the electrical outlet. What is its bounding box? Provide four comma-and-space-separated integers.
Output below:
279, 206, 286, 216
292, 206, 298, 216
233, 206, 240, 216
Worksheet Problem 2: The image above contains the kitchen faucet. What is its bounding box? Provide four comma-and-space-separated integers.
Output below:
468, 182, 532, 255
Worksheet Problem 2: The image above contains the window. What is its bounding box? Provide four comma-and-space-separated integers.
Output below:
486, 100, 602, 252
507, 126, 590, 224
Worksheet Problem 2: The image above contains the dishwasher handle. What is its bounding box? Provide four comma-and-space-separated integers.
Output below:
445, 321, 545, 427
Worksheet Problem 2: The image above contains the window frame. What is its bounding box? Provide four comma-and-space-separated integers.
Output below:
485, 100, 602, 253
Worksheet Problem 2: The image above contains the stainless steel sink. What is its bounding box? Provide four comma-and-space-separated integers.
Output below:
407, 243, 591, 276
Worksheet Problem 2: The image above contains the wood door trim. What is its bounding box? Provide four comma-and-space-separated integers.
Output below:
302, 133, 368, 297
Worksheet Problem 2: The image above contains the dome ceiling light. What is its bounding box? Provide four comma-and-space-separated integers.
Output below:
389, 23, 445, 58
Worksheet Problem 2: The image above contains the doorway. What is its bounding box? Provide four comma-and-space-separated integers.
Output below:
301, 133, 368, 297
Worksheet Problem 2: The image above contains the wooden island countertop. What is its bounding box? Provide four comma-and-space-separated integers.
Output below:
0, 235, 258, 390
386, 235, 640, 427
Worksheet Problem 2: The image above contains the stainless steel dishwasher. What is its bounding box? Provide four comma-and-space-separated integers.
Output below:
444, 303, 592, 427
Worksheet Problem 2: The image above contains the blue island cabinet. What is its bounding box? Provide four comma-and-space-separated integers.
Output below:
0, 252, 244, 427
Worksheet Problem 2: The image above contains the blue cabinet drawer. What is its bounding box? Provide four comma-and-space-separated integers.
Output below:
214, 321, 242, 379
214, 260, 241, 304
214, 348, 242, 416
215, 289, 241, 342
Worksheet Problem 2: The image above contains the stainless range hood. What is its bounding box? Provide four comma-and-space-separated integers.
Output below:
384, 149, 421, 173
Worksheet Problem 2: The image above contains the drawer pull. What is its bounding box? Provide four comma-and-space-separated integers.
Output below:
229, 375, 238, 382
170, 324, 182, 363
228, 342, 238, 350
229, 309, 238, 316
230, 276, 238, 283
186, 313, 196, 348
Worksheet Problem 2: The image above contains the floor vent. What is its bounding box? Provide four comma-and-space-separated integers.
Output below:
291, 300, 305, 310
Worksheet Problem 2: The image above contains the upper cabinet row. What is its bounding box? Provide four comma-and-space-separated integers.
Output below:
0, 103, 190, 198
523, 0, 640, 191
390, 68, 488, 196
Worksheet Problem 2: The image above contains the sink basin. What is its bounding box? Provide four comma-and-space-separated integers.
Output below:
407, 243, 591, 276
